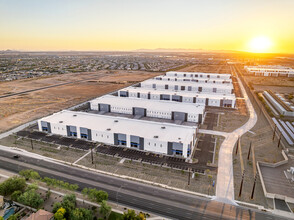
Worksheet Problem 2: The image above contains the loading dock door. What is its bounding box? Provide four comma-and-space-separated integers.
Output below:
220, 99, 224, 107
41, 121, 51, 133
172, 111, 187, 121
132, 107, 146, 116
205, 98, 209, 106
223, 100, 232, 107
80, 127, 92, 140
114, 133, 127, 146
98, 104, 110, 112
67, 125, 77, 137
160, 94, 170, 100
130, 135, 140, 148
198, 114, 202, 124
167, 142, 183, 156
120, 91, 129, 97
172, 95, 182, 102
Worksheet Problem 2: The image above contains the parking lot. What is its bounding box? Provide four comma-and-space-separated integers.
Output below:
16, 130, 97, 151
96, 144, 213, 173
15, 129, 215, 173
194, 134, 215, 165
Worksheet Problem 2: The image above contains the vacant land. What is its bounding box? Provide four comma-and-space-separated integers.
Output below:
233, 114, 284, 208
244, 75, 294, 89
0, 70, 159, 133
177, 63, 231, 74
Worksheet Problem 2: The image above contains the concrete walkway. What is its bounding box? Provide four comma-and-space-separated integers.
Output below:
214, 75, 257, 204
198, 129, 228, 137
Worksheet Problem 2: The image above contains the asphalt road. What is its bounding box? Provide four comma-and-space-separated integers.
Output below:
0, 149, 288, 220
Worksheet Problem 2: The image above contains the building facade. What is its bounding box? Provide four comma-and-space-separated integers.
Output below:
90, 95, 205, 123
244, 65, 294, 77
38, 110, 197, 158
117, 87, 236, 108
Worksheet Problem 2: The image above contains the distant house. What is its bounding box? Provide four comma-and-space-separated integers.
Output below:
26, 209, 54, 220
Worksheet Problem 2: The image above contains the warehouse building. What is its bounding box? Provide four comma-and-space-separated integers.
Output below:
165, 71, 232, 80
263, 90, 294, 117
38, 110, 197, 158
89, 95, 205, 123
244, 65, 294, 77
118, 86, 236, 108
154, 75, 232, 84
139, 79, 234, 94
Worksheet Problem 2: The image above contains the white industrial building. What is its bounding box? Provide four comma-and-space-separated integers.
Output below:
244, 65, 294, 77
37, 71, 237, 158
38, 110, 197, 158
118, 86, 236, 108
263, 91, 294, 117
165, 71, 232, 80
154, 75, 232, 84
139, 79, 234, 95
89, 95, 205, 123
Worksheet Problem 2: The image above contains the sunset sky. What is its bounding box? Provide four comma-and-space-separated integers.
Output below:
1, 0, 294, 53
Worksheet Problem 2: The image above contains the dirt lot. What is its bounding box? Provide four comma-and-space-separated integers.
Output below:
0, 70, 159, 133
177, 63, 231, 74
252, 85, 294, 94
244, 75, 294, 89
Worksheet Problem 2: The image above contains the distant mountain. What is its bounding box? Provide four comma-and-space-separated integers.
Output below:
134, 48, 203, 52
134, 48, 238, 53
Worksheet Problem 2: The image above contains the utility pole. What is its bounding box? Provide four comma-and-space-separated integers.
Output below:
188, 168, 191, 186
247, 141, 252, 160
272, 124, 277, 141
235, 136, 240, 155
277, 134, 282, 148
250, 143, 257, 199
238, 138, 245, 197
91, 147, 94, 164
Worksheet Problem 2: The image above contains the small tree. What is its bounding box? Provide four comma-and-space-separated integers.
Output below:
45, 189, 51, 200
122, 209, 146, 220
53, 202, 62, 213
70, 208, 93, 220
54, 207, 66, 220
61, 194, 77, 219
99, 200, 112, 219
18, 189, 44, 209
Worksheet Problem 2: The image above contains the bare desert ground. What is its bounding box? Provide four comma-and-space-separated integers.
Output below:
0, 70, 159, 133
178, 63, 231, 73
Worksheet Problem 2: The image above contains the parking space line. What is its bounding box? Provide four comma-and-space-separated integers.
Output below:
73, 150, 92, 164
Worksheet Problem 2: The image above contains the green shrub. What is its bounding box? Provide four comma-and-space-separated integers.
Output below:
0, 177, 26, 196
17, 189, 44, 209
19, 169, 40, 180
11, 190, 22, 201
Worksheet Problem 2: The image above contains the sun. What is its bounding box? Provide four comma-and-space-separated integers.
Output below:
248, 36, 273, 53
